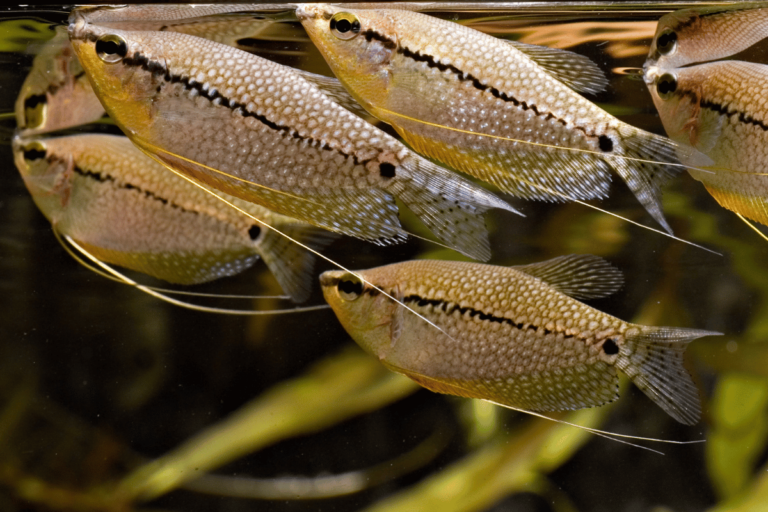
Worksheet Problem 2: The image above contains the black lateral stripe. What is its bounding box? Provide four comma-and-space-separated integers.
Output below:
121, 52, 366, 166
361, 29, 606, 142
674, 8, 750, 32
74, 165, 198, 214
701, 99, 768, 131
403, 294, 575, 339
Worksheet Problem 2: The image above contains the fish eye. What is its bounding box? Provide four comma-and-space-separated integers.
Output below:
656, 73, 678, 99
656, 28, 677, 56
21, 141, 47, 162
22, 93, 47, 129
96, 34, 128, 63
337, 274, 364, 301
330, 12, 361, 40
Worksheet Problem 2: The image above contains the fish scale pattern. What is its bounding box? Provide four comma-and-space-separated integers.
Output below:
69, 21, 515, 260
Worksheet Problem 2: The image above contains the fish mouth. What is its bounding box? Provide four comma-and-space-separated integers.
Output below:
319, 270, 344, 288
294, 5, 317, 21
642, 65, 661, 85
67, 10, 88, 40
294, 4, 332, 22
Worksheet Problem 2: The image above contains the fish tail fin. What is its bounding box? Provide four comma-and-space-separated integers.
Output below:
257, 221, 338, 303
612, 126, 684, 234
393, 157, 522, 261
617, 326, 720, 425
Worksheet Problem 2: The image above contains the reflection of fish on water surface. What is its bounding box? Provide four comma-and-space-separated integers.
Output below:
15, 26, 106, 136
646, 3, 768, 70
298, 3, 689, 234
17, 6, 311, 138
77, 3, 310, 57
646, 61, 768, 227
68, 15, 518, 262
13, 133, 336, 302
321, 256, 721, 425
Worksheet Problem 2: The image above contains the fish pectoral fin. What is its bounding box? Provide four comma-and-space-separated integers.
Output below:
391, 302, 404, 346
258, 221, 339, 303
690, 107, 724, 154
295, 69, 373, 120
513, 254, 623, 299
504, 39, 609, 95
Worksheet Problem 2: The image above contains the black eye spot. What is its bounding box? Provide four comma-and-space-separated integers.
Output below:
330, 13, 361, 40
656, 29, 677, 55
24, 94, 46, 110
336, 18, 351, 33
23, 148, 46, 161
338, 279, 363, 297
656, 73, 678, 98
95, 35, 128, 63
603, 338, 619, 355
379, 162, 396, 178
598, 135, 613, 153
96, 38, 126, 57
248, 225, 261, 240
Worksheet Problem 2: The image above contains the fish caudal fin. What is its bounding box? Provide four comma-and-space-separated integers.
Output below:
392, 157, 522, 261
258, 222, 339, 303
617, 327, 720, 425
612, 127, 685, 234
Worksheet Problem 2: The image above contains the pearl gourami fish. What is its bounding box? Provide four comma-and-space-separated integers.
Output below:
15, 26, 106, 135
647, 3, 768, 70
298, 4, 687, 234
321, 257, 720, 424
13, 134, 336, 302
646, 61, 768, 226
68, 14, 517, 261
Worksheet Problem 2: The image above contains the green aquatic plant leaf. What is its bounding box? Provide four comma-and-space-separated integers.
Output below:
361, 406, 611, 512
116, 346, 418, 502
709, 464, 768, 512
693, 339, 768, 378
707, 374, 768, 500
0, 19, 55, 52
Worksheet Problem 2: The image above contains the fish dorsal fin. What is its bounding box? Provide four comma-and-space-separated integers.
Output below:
295, 69, 371, 119
504, 39, 608, 95
513, 254, 623, 299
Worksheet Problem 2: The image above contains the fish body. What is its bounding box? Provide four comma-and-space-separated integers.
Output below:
14, 133, 336, 302
646, 4, 768, 70
15, 26, 105, 135
68, 15, 516, 261
646, 61, 768, 225
298, 4, 685, 233
321, 256, 719, 424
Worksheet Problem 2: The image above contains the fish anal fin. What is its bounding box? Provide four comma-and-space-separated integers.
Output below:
72, 240, 256, 285
612, 126, 682, 234
617, 327, 721, 425
513, 254, 624, 300
701, 180, 768, 227
395, 126, 612, 203
505, 39, 609, 95
383, 360, 619, 412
